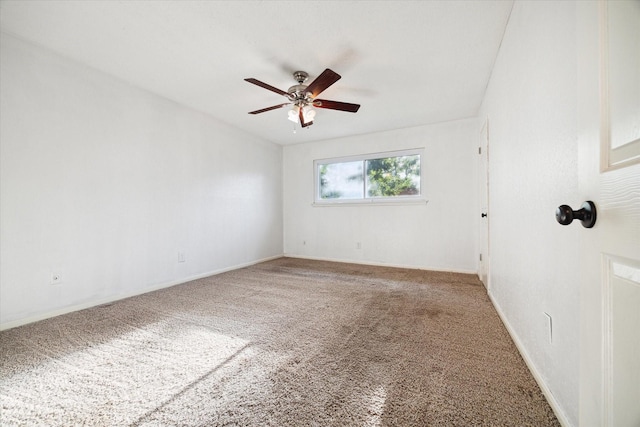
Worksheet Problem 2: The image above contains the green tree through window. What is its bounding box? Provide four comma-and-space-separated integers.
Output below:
317, 152, 421, 202
366, 155, 420, 197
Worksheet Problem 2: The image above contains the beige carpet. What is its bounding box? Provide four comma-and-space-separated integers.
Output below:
0, 257, 559, 426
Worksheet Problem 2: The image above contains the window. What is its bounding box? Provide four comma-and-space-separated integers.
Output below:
314, 149, 424, 204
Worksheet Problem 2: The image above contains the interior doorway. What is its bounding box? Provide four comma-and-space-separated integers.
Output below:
478, 119, 490, 289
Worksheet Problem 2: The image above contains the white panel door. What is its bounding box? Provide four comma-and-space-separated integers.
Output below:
578, 1, 640, 426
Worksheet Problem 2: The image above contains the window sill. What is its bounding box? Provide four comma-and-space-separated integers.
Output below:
312, 198, 429, 207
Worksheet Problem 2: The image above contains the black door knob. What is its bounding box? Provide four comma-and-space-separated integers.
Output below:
556, 201, 597, 228
481, 213, 487, 218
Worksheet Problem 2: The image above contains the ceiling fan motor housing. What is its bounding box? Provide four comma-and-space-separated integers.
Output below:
288, 71, 313, 105
287, 84, 311, 104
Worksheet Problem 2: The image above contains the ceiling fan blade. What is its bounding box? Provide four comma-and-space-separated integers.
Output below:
248, 103, 290, 115
302, 120, 313, 128
313, 99, 360, 113
244, 78, 288, 96
305, 69, 341, 98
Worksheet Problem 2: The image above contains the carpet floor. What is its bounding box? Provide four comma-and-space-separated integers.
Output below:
0, 257, 560, 426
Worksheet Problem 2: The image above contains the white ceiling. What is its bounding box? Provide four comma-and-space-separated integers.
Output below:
0, 0, 513, 145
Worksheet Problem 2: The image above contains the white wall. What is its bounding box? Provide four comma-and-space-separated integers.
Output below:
0, 34, 283, 328
478, 2, 579, 425
283, 119, 478, 273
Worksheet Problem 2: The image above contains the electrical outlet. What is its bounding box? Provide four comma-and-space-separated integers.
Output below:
50, 273, 63, 285
178, 251, 186, 263
356, 242, 362, 249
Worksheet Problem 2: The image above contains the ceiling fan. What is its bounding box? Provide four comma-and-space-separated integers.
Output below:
245, 69, 360, 128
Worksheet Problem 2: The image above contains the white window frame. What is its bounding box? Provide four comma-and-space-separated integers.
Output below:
313, 148, 427, 206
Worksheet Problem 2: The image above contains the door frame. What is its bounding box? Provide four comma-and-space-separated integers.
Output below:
478, 118, 490, 289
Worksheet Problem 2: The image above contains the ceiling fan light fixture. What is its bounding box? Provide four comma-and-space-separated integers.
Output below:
302, 105, 316, 121
288, 105, 316, 124
287, 107, 299, 123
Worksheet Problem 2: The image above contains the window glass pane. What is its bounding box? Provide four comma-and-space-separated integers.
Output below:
315, 151, 422, 203
318, 161, 364, 199
366, 155, 421, 197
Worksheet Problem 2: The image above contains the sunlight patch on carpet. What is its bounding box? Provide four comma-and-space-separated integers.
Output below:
363, 384, 387, 427
0, 320, 247, 425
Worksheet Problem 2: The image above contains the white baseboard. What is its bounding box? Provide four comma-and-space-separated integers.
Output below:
487, 291, 572, 427
283, 253, 477, 275
0, 254, 283, 331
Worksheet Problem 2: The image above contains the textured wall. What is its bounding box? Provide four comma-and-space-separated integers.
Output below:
0, 34, 283, 327
283, 119, 478, 273
478, 2, 579, 425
